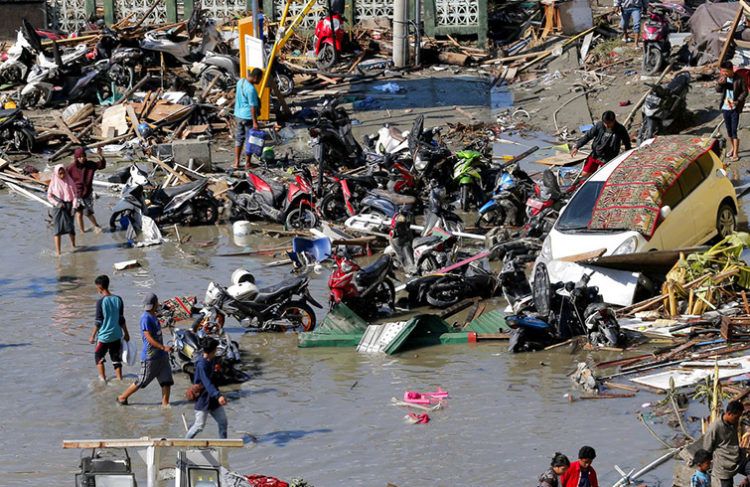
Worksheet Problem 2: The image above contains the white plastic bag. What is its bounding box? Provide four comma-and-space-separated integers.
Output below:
121, 338, 136, 367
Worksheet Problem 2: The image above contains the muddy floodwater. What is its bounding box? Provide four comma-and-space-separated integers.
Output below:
0, 188, 682, 487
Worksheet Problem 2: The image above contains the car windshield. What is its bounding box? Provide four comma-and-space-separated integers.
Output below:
556, 181, 605, 232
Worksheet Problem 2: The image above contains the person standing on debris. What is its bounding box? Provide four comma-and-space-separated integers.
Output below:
570, 111, 631, 182
560, 446, 598, 487
691, 449, 712, 487
538, 452, 570, 487
185, 337, 229, 439
615, 0, 643, 46
117, 293, 173, 406
67, 146, 105, 233
89, 275, 129, 381
47, 164, 78, 256
717, 61, 746, 162
233, 67, 263, 170
702, 400, 750, 487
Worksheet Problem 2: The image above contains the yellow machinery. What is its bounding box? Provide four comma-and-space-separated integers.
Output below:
238, 0, 319, 121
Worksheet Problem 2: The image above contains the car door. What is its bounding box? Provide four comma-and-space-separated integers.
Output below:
691, 153, 727, 243
652, 166, 698, 250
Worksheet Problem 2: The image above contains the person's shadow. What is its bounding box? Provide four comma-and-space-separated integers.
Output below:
253, 428, 333, 447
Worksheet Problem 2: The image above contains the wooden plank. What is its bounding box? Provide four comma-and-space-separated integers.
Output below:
151, 158, 190, 183
558, 248, 607, 263
718, 4, 745, 66
125, 104, 143, 141
536, 152, 587, 166
53, 113, 81, 144
63, 438, 244, 449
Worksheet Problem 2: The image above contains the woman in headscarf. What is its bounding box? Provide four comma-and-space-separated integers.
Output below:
47, 164, 77, 255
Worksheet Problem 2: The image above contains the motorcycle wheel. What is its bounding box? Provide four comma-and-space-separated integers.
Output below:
637, 117, 657, 145
275, 72, 294, 97
320, 192, 348, 222
417, 253, 440, 275
426, 277, 463, 308
459, 184, 471, 211
279, 300, 317, 332
284, 207, 318, 230
642, 45, 663, 76
316, 43, 337, 70
200, 66, 232, 91
476, 209, 502, 229
373, 279, 396, 311
192, 198, 219, 226
13, 128, 35, 152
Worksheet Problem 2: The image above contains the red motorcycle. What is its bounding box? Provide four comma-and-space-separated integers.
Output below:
227, 168, 318, 229
642, 4, 671, 76
328, 254, 396, 317
314, 12, 345, 69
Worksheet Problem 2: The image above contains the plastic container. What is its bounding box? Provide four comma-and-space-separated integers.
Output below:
232, 220, 253, 237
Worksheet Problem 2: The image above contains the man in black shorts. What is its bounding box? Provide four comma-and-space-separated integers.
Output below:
117, 293, 173, 406
89, 275, 129, 381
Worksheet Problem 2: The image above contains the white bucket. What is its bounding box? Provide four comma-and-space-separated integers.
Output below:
232, 220, 253, 237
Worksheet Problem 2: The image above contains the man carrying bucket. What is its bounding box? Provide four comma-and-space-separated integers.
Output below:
233, 68, 263, 170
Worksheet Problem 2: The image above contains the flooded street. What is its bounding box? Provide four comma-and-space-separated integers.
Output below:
0, 188, 678, 486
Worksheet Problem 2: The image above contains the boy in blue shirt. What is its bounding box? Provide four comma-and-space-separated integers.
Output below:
233, 68, 263, 170
185, 337, 229, 439
691, 449, 712, 487
89, 275, 130, 381
117, 293, 173, 406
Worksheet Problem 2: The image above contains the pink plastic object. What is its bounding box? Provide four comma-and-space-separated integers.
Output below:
403, 387, 449, 404
407, 413, 430, 424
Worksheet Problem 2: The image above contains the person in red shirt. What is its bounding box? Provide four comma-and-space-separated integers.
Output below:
67, 146, 105, 233
560, 446, 598, 487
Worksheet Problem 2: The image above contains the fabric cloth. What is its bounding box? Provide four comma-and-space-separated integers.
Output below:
51, 204, 75, 236
614, 0, 642, 9
560, 461, 598, 487
139, 312, 166, 361
185, 407, 228, 439
94, 340, 122, 368
717, 75, 747, 112
703, 417, 743, 479
234, 78, 260, 121
47, 164, 77, 208
95, 295, 125, 343
582, 154, 605, 174
587, 135, 712, 237
724, 110, 740, 139
690, 470, 710, 487
538, 467, 560, 487
574, 121, 631, 163
134, 356, 173, 388
234, 117, 253, 148
193, 355, 222, 411
67, 158, 104, 199
620, 7, 641, 34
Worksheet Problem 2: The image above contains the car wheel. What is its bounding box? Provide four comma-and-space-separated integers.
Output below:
716, 203, 736, 239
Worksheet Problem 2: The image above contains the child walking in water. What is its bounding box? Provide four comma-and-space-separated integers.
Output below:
46, 164, 77, 255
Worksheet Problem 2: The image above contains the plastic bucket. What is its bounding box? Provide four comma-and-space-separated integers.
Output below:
232, 220, 253, 237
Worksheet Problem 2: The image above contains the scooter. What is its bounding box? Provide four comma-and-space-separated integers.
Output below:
358, 188, 417, 220
314, 11, 346, 69
109, 165, 219, 229
0, 28, 36, 84
203, 268, 320, 332
227, 167, 318, 229
310, 97, 363, 170
637, 71, 690, 144
477, 166, 533, 228
364, 114, 442, 158
328, 254, 396, 317
318, 171, 379, 221
584, 304, 625, 348
642, 3, 671, 76
453, 149, 485, 211
0, 107, 36, 152
422, 183, 463, 235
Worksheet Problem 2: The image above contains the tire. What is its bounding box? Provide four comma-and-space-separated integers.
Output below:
274, 72, 294, 97
637, 117, 657, 145
476, 209, 502, 228
372, 279, 396, 311
417, 253, 440, 275
284, 207, 318, 230
716, 203, 736, 240
279, 300, 317, 332
191, 198, 219, 226
460, 184, 471, 211
200, 66, 231, 91
316, 43, 337, 70
426, 276, 464, 308
320, 192, 348, 221
13, 128, 35, 152
642, 45, 663, 76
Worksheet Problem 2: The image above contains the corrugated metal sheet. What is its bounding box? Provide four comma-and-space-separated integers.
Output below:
316, 303, 369, 334
298, 333, 363, 348
465, 309, 509, 334
357, 321, 412, 354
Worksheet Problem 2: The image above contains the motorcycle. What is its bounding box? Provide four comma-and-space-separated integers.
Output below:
477, 166, 533, 228
310, 97, 363, 171
453, 149, 485, 211
642, 3, 671, 76
109, 165, 219, 230
227, 167, 318, 230
0, 27, 36, 84
165, 308, 250, 384
364, 114, 442, 158
507, 314, 557, 353
318, 171, 379, 221
314, 11, 346, 69
358, 188, 417, 220
404, 267, 498, 308
0, 107, 36, 152
422, 183, 463, 235
636, 71, 690, 144
204, 268, 320, 332
328, 254, 396, 317
584, 304, 625, 348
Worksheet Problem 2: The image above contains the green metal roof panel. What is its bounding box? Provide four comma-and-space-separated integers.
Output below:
315, 303, 369, 335
298, 333, 363, 348
465, 309, 509, 334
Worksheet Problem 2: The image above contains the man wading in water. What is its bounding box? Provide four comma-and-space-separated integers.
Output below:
89, 275, 130, 381
185, 337, 229, 439
702, 400, 750, 486
67, 146, 105, 233
117, 293, 173, 406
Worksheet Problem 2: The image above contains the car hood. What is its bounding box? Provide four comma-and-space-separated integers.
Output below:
544, 228, 646, 261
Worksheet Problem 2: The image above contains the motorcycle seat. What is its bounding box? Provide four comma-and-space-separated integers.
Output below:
0, 108, 20, 118
267, 179, 287, 205
356, 255, 391, 285
388, 126, 406, 142
370, 189, 416, 205
161, 179, 205, 198
255, 276, 305, 303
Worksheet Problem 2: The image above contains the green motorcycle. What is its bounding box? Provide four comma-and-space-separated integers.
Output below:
453, 149, 484, 211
